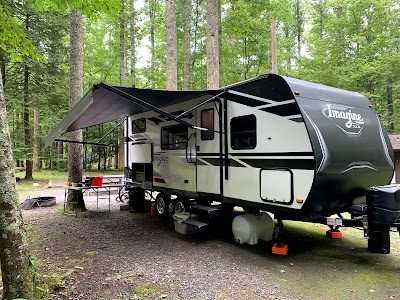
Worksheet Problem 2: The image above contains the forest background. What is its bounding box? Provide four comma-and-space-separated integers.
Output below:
2, 0, 400, 178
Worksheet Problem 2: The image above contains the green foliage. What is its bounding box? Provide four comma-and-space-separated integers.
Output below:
2, 0, 400, 170
29, 256, 49, 300
29, 0, 120, 18
0, 3, 43, 62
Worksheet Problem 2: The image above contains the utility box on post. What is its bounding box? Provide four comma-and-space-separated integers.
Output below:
366, 185, 400, 254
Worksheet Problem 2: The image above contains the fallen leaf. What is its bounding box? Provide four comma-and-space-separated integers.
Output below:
348, 288, 355, 292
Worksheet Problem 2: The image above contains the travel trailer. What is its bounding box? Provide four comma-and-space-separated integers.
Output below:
46, 74, 400, 253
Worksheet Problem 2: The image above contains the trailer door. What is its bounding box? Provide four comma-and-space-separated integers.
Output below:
196, 102, 224, 196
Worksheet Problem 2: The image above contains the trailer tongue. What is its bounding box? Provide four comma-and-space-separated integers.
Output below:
45, 74, 399, 255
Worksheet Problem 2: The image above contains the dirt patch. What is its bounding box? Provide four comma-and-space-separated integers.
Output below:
21, 187, 400, 300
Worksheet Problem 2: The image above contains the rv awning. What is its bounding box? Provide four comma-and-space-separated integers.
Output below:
46, 74, 368, 147
45, 83, 222, 147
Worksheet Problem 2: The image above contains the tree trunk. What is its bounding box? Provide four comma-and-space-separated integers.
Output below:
57, 141, 64, 168
271, 18, 278, 74
284, 25, 291, 74
0, 58, 34, 300
68, 9, 86, 211
387, 77, 394, 133
130, 0, 136, 88
165, 0, 177, 90
183, 0, 192, 90
33, 108, 41, 171
23, 63, 33, 180
118, 125, 125, 170
206, 0, 220, 89
296, 0, 302, 60
120, 0, 126, 86
0, 50, 5, 86
190, 0, 200, 88
149, 0, 155, 89
98, 146, 101, 170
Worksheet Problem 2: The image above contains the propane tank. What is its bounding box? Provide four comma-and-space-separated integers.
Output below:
150, 203, 156, 216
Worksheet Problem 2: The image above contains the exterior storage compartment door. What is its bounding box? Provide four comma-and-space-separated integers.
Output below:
260, 169, 293, 204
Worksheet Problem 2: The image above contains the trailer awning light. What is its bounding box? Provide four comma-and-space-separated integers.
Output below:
296, 198, 303, 204
295, 91, 301, 95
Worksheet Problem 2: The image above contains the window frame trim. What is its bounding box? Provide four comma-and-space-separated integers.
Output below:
230, 114, 257, 150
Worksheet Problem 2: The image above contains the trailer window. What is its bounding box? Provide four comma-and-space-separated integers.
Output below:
201, 109, 214, 140
132, 118, 146, 134
161, 125, 188, 150
231, 115, 256, 149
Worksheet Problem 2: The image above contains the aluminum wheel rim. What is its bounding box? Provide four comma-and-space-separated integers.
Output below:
157, 198, 165, 215
175, 201, 186, 213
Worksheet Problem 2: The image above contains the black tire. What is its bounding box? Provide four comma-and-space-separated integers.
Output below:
155, 193, 170, 217
173, 197, 190, 214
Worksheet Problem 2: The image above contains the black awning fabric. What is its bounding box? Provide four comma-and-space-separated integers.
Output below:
45, 84, 221, 147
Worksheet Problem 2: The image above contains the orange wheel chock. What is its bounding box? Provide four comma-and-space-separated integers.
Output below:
326, 230, 343, 239
272, 243, 289, 255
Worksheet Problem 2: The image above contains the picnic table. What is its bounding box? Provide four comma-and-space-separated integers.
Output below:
63, 183, 124, 212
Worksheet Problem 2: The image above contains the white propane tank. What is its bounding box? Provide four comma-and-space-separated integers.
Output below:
232, 213, 274, 245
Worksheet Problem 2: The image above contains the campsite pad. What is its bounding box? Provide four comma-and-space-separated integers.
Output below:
21, 188, 400, 300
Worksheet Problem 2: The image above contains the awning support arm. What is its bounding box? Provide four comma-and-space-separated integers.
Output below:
54, 139, 112, 147
97, 83, 196, 129
96, 117, 126, 144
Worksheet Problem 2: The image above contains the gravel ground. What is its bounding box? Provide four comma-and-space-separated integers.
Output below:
21, 187, 400, 300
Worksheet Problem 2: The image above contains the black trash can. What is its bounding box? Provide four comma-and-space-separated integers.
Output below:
368, 230, 390, 254
128, 188, 146, 212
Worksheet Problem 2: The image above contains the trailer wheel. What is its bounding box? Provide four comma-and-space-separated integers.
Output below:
174, 197, 190, 214
155, 193, 170, 217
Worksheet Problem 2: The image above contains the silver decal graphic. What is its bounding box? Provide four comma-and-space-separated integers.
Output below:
322, 104, 365, 135
300, 107, 328, 173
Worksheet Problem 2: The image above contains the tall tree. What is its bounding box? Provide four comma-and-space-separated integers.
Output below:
120, 0, 126, 86
23, 11, 33, 180
0, 67, 34, 300
183, 0, 192, 90
0, 2, 40, 296
68, 9, 86, 210
23, 61, 33, 179
148, 0, 156, 89
271, 18, 278, 73
33, 107, 41, 171
130, 0, 136, 87
206, 0, 220, 89
165, 0, 177, 90
118, 0, 127, 170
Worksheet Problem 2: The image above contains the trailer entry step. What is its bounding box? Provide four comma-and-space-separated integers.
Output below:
182, 219, 208, 230
191, 205, 220, 214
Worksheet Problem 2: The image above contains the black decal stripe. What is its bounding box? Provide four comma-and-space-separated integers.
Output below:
196, 160, 207, 166
261, 102, 301, 117
242, 159, 314, 170
201, 158, 246, 167
289, 117, 304, 123
230, 152, 314, 157
197, 152, 314, 157
148, 117, 163, 124
201, 157, 315, 170
226, 92, 267, 107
